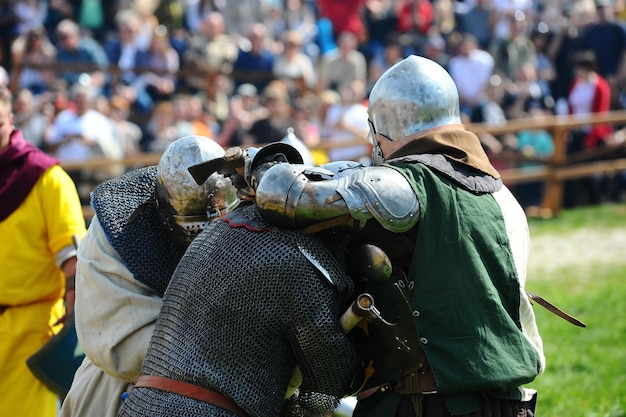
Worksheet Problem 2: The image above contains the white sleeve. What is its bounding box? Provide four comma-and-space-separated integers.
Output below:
492, 186, 546, 375
74, 216, 163, 382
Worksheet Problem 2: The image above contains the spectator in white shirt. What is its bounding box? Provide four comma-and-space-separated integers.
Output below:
448, 33, 495, 118
47, 82, 122, 163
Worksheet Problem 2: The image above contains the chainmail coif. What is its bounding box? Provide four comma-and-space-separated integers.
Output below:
118, 204, 358, 417
91, 166, 187, 295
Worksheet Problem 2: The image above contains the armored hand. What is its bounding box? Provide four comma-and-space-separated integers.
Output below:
188, 142, 304, 201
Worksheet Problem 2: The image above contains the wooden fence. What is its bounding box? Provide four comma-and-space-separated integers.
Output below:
62, 110, 626, 221
470, 110, 626, 215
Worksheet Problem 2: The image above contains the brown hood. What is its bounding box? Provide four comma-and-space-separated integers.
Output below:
385, 126, 500, 179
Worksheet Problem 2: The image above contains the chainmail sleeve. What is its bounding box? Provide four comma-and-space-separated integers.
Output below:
118, 204, 358, 417
282, 390, 344, 417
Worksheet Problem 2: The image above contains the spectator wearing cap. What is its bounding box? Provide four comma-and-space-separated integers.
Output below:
54, 19, 109, 93
567, 50, 613, 151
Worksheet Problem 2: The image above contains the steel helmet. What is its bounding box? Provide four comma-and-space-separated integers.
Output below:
156, 135, 239, 244
368, 55, 462, 165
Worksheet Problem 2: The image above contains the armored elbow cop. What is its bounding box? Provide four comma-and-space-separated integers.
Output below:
255, 162, 420, 233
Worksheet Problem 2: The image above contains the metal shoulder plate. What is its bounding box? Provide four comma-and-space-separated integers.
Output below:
255, 163, 322, 228
256, 162, 363, 230
336, 166, 420, 232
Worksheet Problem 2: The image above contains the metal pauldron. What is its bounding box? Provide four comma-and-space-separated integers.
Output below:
255, 162, 361, 229
255, 163, 420, 233
336, 166, 420, 233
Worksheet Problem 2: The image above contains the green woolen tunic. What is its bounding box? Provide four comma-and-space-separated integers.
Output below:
360, 162, 542, 416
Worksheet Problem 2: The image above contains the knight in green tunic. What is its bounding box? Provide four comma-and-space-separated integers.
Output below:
249, 56, 545, 417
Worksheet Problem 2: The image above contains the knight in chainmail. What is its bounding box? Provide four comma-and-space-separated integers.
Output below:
240, 56, 546, 417
59, 136, 239, 417
117, 199, 360, 417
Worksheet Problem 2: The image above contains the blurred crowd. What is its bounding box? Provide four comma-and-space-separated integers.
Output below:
1, 0, 626, 208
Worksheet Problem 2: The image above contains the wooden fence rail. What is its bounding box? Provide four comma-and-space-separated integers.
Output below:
64, 110, 626, 220
468, 110, 626, 215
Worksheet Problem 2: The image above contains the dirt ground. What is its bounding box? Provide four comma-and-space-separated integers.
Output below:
528, 227, 626, 278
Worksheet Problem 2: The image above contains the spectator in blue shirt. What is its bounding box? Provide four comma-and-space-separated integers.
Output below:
232, 22, 275, 92
54, 19, 109, 94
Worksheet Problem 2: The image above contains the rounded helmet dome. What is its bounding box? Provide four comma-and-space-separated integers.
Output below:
368, 55, 462, 163
157, 135, 226, 217
156, 135, 238, 244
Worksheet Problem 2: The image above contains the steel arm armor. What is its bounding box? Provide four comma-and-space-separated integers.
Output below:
255, 162, 420, 233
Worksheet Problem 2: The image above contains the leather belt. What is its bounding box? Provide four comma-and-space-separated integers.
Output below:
134, 375, 250, 417
357, 365, 438, 401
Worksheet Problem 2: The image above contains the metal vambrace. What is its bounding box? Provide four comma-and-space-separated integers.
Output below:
255, 162, 420, 233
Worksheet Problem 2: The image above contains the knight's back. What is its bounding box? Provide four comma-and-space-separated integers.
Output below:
118, 204, 358, 417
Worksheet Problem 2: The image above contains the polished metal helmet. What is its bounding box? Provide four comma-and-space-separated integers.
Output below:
368, 55, 463, 165
156, 135, 239, 245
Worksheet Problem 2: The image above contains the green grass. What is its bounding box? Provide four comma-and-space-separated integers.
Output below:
528, 202, 626, 233
523, 203, 626, 417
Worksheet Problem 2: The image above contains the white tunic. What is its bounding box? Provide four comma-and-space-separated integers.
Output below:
59, 216, 162, 417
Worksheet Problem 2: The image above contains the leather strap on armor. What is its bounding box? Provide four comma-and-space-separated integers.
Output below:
134, 375, 250, 417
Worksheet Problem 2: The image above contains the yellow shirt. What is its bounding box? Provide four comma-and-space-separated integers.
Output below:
0, 164, 86, 417
0, 164, 86, 306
